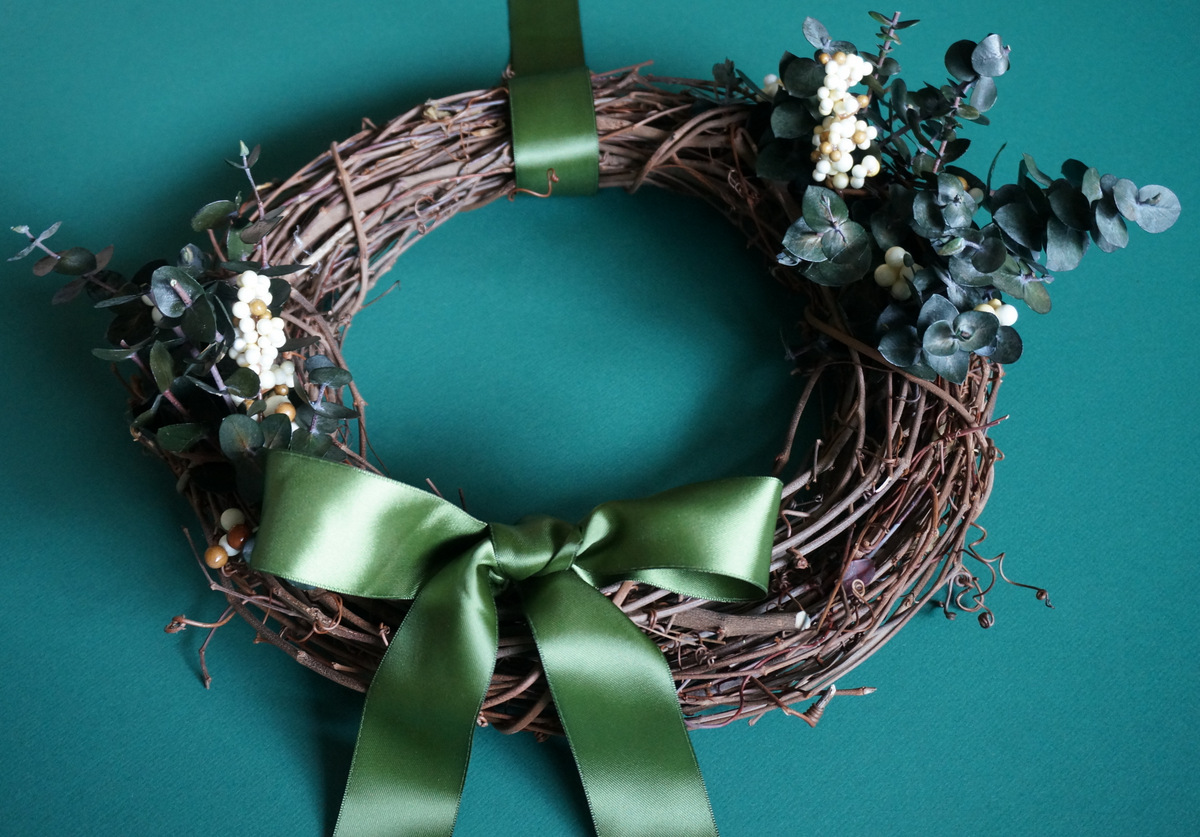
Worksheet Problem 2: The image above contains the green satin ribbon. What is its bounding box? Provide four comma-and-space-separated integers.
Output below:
507, 0, 599, 195
251, 451, 781, 836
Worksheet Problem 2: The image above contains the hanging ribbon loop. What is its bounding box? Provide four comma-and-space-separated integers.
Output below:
507, 0, 599, 195
252, 451, 781, 836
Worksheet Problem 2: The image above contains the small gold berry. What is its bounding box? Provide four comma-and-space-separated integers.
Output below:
248, 299, 270, 318
818, 52, 831, 64
273, 384, 290, 396
204, 545, 230, 569
274, 402, 298, 421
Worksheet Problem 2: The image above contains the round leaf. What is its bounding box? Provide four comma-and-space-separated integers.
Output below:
53, 247, 97, 276
944, 39, 977, 82
158, 423, 208, 453
1045, 216, 1088, 272
190, 200, 237, 232
224, 367, 262, 398
1023, 281, 1052, 314
1133, 185, 1181, 233
219, 413, 264, 459
971, 75, 998, 112
922, 320, 959, 356
308, 365, 354, 387
150, 265, 204, 317
953, 310, 999, 352
1047, 180, 1092, 231
878, 326, 920, 368
926, 347, 969, 384
971, 34, 1010, 77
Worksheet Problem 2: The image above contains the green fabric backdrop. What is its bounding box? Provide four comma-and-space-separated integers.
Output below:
2, 2, 1196, 835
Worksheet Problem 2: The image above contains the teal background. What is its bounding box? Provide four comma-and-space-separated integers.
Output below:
2, 2, 1196, 835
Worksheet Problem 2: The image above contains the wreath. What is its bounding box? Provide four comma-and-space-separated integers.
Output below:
12, 7, 1179, 836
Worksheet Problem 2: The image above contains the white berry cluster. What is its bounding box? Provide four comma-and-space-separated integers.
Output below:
226, 270, 296, 392
974, 297, 1019, 326
811, 52, 880, 191
874, 246, 920, 301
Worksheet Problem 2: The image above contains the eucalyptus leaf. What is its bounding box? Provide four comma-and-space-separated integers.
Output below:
1045, 216, 1088, 271
944, 39, 977, 82
1112, 178, 1139, 221
1047, 179, 1092, 230
802, 17, 832, 49
956, 104, 983, 121
941, 138, 971, 164
149, 341, 174, 394
782, 58, 826, 98
971, 76, 998, 112
290, 428, 334, 458
150, 265, 204, 317
1061, 158, 1087, 189
181, 296, 217, 344
1093, 199, 1129, 250
1132, 185, 1181, 233
981, 325, 1022, 364
926, 347, 969, 383
226, 224, 256, 261
92, 346, 141, 361
919, 295, 959, 331
971, 236, 1008, 273
219, 413, 264, 459
305, 354, 336, 373
224, 367, 262, 398
54, 247, 97, 276
308, 365, 353, 387
1081, 167, 1102, 204
993, 200, 1044, 251
190, 200, 237, 232
802, 186, 849, 233
938, 237, 967, 257
782, 226, 827, 263
953, 310, 999, 352
157, 423, 207, 453
878, 326, 921, 368
971, 34, 1010, 77
1019, 154, 1052, 187
260, 413, 293, 450
770, 98, 813, 139
310, 400, 359, 420
94, 293, 142, 309
280, 335, 322, 352
1023, 280, 1052, 314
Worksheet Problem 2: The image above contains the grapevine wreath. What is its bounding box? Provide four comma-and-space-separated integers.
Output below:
12, 6, 1180, 836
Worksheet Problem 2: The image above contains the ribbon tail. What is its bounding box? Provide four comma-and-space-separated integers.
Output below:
334, 545, 498, 837
520, 571, 720, 837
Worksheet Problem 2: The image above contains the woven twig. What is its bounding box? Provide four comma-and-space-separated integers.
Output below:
165, 67, 1010, 735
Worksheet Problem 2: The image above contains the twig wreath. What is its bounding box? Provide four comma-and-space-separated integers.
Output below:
11, 5, 1180, 836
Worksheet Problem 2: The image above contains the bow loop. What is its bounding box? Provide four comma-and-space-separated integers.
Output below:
488, 516, 582, 585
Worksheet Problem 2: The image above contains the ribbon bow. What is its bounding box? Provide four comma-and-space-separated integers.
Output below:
252, 451, 781, 836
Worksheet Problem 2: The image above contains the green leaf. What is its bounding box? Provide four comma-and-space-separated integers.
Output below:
953, 310, 999, 352
150, 265, 204, 317
1045, 216, 1088, 271
53, 247, 97, 276
971, 76, 998, 112
289, 428, 334, 458
923, 320, 959, 356
944, 39, 977, 82
1093, 200, 1129, 250
979, 325, 1022, 364
938, 237, 967, 257
925, 347, 969, 383
782, 58, 826, 98
219, 413, 264, 459
226, 224, 256, 261
238, 207, 286, 246
1019, 153, 1052, 187
181, 296, 217, 344
1112, 178, 1139, 221
1081, 167, 1103, 204
1023, 281, 1052, 314
802, 186, 849, 233
782, 224, 827, 263
149, 341, 174, 394
770, 98, 813, 140
1061, 158, 1087, 189
993, 201, 1044, 251
1132, 185, 1182, 233
308, 365, 353, 387
224, 367, 262, 398
971, 34, 1010, 77
260, 413, 293, 449
268, 276, 292, 316
190, 200, 238, 232
93, 293, 143, 309
878, 326, 920, 368
919, 295, 960, 331
92, 346, 141, 361
803, 17, 831, 49
1047, 179, 1092, 231
310, 400, 359, 420
971, 236, 1008, 274
941, 138, 971, 165
158, 423, 207, 452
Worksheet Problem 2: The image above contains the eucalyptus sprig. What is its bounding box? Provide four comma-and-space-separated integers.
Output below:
10, 144, 357, 501
754, 12, 1181, 382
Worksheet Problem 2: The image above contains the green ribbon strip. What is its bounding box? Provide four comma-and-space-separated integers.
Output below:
252, 451, 781, 836
507, 0, 599, 195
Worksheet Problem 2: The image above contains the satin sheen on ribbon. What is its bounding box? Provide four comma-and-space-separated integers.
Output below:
251, 451, 782, 836
507, 0, 599, 195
